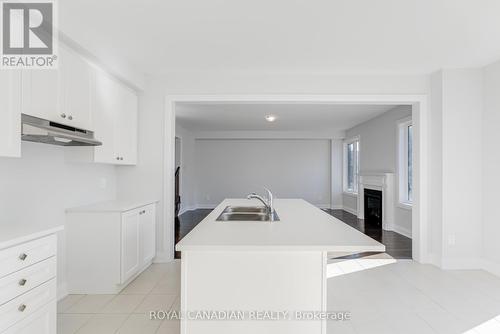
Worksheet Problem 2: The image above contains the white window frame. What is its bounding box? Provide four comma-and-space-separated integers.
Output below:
343, 136, 360, 196
397, 117, 413, 209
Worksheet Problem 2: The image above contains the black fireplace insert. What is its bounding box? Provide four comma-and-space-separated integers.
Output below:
364, 188, 382, 228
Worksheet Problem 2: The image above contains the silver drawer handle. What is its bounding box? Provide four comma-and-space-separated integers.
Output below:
60, 113, 66, 119
68, 115, 73, 120
18, 253, 27, 261
18, 279, 27, 286
18, 304, 27, 312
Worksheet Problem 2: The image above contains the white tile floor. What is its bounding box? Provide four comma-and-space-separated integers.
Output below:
57, 259, 500, 334
57, 261, 180, 334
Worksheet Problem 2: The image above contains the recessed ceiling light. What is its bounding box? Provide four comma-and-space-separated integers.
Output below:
265, 115, 277, 122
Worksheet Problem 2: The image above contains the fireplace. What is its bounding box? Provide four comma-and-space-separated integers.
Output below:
364, 188, 382, 228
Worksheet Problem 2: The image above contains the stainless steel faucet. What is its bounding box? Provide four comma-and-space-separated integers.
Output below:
247, 188, 275, 220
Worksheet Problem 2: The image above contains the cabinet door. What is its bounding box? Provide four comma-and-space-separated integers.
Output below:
114, 85, 138, 165
21, 68, 62, 122
0, 71, 21, 157
93, 69, 118, 164
139, 205, 156, 264
121, 210, 140, 283
60, 47, 93, 130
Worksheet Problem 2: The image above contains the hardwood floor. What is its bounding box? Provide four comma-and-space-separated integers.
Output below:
324, 209, 412, 259
175, 208, 412, 259
174, 209, 213, 259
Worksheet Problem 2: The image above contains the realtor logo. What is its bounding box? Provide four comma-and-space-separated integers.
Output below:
1, 0, 58, 68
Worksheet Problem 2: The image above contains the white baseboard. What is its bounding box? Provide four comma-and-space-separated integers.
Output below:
422, 252, 441, 267
481, 259, 500, 277
57, 282, 68, 301
342, 206, 358, 216
391, 224, 412, 239
331, 205, 344, 210
441, 257, 483, 270
154, 251, 173, 263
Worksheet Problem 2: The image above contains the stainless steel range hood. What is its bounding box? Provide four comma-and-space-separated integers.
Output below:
21, 114, 102, 147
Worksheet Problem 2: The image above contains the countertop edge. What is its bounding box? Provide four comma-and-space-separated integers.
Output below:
176, 245, 386, 252
0, 225, 64, 250
66, 199, 159, 213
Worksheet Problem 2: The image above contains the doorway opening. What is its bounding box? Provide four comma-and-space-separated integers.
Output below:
163, 95, 428, 264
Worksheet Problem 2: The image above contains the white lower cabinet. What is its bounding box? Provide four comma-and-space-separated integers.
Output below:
121, 210, 140, 283
66, 201, 157, 294
140, 205, 156, 264
2, 301, 55, 334
0, 233, 59, 334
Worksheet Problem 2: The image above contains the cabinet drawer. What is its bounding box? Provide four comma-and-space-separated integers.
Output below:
0, 235, 56, 278
0, 279, 56, 332
2, 300, 55, 334
0, 257, 56, 306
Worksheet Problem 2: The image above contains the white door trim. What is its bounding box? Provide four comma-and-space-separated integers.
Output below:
163, 94, 429, 263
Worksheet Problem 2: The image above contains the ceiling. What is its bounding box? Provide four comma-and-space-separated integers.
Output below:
59, 0, 500, 77
175, 103, 398, 132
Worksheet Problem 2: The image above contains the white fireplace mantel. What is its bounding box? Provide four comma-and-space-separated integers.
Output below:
357, 172, 395, 231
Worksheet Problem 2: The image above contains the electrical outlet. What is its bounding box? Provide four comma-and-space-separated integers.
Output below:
448, 234, 456, 246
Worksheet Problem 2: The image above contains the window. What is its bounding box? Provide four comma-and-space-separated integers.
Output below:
398, 118, 413, 206
344, 137, 359, 194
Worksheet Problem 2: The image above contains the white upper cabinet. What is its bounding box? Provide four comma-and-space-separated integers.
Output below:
115, 85, 138, 165
21, 46, 93, 130
21, 66, 62, 122
0, 71, 21, 158
60, 47, 94, 130
4, 41, 138, 164
93, 69, 138, 165
93, 69, 120, 164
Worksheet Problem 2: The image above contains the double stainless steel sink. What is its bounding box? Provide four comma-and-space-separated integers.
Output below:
216, 206, 280, 222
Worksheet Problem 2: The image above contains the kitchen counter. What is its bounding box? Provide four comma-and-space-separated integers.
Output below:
176, 198, 384, 252
66, 199, 158, 213
177, 198, 385, 334
0, 223, 63, 249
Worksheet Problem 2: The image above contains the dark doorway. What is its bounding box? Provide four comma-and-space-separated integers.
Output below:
364, 189, 382, 228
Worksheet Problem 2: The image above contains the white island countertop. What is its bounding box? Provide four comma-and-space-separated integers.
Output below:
176, 198, 385, 252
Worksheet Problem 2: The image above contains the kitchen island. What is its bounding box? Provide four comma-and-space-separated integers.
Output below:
176, 198, 385, 334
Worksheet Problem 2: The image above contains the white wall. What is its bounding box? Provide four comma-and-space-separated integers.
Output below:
194, 139, 332, 207
0, 142, 117, 297
482, 61, 500, 276
341, 106, 413, 236
440, 69, 483, 269
428, 71, 444, 266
